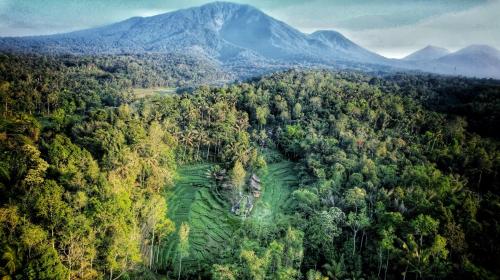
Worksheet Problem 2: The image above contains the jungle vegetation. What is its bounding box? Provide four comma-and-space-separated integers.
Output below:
0, 53, 499, 279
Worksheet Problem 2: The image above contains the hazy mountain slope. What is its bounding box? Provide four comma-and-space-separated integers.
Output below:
0, 2, 387, 66
404, 45, 450, 61
421, 45, 500, 78
308, 30, 387, 63
1, 2, 499, 79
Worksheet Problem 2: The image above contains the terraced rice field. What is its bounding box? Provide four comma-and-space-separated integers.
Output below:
161, 164, 240, 272
251, 161, 299, 225
133, 87, 177, 98
161, 161, 299, 274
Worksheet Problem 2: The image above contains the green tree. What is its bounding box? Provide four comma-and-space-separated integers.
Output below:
26, 245, 68, 280
0, 245, 21, 279
177, 222, 190, 280
345, 187, 366, 213
306, 207, 344, 258
255, 106, 269, 128
292, 103, 303, 119
306, 269, 328, 280
346, 209, 370, 255
212, 264, 238, 280
411, 214, 439, 247
401, 234, 450, 279
323, 254, 346, 280
230, 160, 246, 205
240, 249, 268, 280
283, 228, 304, 269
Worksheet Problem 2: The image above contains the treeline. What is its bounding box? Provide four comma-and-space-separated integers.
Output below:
217, 70, 499, 279
0, 54, 499, 279
0, 54, 250, 279
373, 73, 500, 139
0, 53, 232, 116
183, 70, 498, 279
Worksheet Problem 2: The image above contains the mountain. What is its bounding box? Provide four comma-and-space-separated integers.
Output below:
1, 2, 499, 79
407, 45, 500, 79
0, 2, 387, 68
436, 45, 500, 77
308, 30, 385, 63
403, 45, 450, 61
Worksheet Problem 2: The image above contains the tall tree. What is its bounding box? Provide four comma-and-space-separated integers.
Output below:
177, 222, 190, 280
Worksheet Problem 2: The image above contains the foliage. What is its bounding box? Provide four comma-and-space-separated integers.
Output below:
0, 54, 499, 280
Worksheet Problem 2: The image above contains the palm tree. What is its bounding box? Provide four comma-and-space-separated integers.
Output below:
323, 254, 345, 280
1, 246, 22, 279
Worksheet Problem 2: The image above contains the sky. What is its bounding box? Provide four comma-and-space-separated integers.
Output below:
0, 0, 499, 58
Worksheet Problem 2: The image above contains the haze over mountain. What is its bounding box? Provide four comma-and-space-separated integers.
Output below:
400, 44, 500, 79
0, 3, 382, 63
0, 1, 499, 79
403, 45, 450, 61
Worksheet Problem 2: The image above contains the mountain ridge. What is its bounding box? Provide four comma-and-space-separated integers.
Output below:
433, 45, 500, 78
0, 2, 387, 64
403, 45, 450, 61
1, 1, 499, 79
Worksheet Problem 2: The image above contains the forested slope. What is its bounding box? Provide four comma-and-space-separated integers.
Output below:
0, 54, 499, 279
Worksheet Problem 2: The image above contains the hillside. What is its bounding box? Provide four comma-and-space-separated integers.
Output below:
1, 51, 499, 279
433, 45, 500, 78
403, 45, 450, 61
396, 45, 500, 79
0, 2, 382, 64
2, 2, 500, 79
0, 1, 392, 77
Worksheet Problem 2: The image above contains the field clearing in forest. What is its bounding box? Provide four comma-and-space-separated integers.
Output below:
133, 87, 178, 98
161, 160, 299, 274
251, 161, 299, 226
161, 163, 239, 273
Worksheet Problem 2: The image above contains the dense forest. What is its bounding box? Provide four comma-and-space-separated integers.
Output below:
0, 53, 499, 280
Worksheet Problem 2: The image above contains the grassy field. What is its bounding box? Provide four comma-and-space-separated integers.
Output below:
251, 161, 299, 226
161, 164, 240, 273
133, 87, 178, 98
161, 160, 299, 275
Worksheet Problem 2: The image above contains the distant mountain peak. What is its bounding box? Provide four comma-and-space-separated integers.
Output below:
310, 30, 345, 37
309, 30, 355, 48
455, 44, 500, 57
2, 2, 499, 79
308, 30, 386, 62
0, 1, 384, 66
411, 44, 500, 79
404, 45, 450, 61
199, 1, 255, 9
424, 45, 446, 49
187, 1, 264, 20
462, 44, 498, 50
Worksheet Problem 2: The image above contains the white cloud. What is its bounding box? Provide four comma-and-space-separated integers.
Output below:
135, 9, 171, 17
338, 0, 500, 58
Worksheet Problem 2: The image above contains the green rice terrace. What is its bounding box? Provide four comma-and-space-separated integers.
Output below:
161, 164, 238, 273
250, 161, 300, 226
133, 87, 178, 98
161, 161, 299, 274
